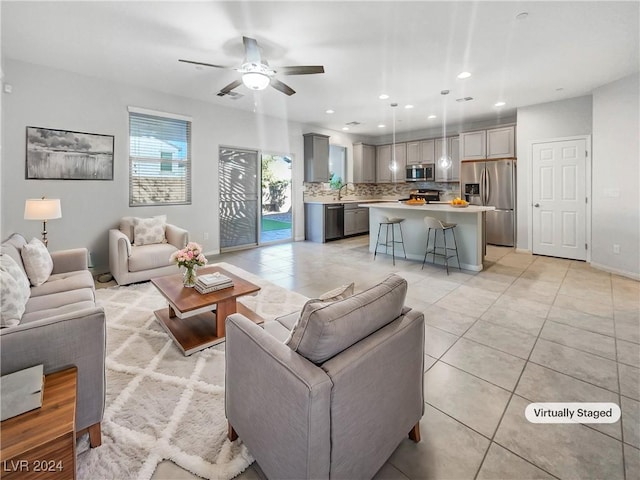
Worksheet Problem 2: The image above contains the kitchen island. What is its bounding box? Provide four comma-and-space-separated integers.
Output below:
360, 202, 496, 271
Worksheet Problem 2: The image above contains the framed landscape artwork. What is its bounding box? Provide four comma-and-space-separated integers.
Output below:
26, 126, 114, 180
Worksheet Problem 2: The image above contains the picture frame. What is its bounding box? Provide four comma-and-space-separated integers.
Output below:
26, 126, 114, 180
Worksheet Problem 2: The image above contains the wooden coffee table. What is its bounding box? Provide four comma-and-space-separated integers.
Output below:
151, 266, 262, 355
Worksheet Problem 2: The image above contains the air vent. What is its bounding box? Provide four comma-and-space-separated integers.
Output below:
217, 91, 244, 99
456, 97, 474, 102
345, 121, 361, 126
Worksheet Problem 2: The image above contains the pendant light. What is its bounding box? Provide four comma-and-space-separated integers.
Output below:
438, 91, 452, 170
389, 103, 398, 175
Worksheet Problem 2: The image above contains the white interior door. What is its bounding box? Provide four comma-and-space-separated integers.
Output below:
532, 139, 587, 260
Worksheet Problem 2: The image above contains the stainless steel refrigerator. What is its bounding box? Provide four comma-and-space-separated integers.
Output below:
461, 159, 516, 246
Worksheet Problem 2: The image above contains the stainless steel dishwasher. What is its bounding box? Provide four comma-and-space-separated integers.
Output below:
324, 204, 344, 240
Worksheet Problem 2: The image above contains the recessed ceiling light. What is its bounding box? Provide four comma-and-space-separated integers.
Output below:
378, 124, 386, 128
325, 109, 335, 114
378, 94, 389, 100
428, 115, 437, 119
516, 12, 529, 20
457, 72, 472, 79
404, 104, 414, 109
342, 126, 349, 131
494, 101, 506, 107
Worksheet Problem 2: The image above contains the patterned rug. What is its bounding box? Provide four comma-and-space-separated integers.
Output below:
77, 263, 308, 480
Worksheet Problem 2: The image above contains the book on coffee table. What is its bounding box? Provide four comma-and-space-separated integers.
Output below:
195, 272, 234, 294
0, 364, 44, 421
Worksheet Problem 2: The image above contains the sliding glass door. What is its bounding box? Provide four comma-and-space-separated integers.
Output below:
219, 147, 259, 251
260, 153, 292, 243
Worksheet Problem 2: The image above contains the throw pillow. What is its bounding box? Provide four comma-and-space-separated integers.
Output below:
21, 238, 53, 287
281, 282, 355, 344
318, 282, 355, 302
0, 254, 31, 301
286, 274, 407, 364
0, 270, 26, 326
133, 215, 167, 246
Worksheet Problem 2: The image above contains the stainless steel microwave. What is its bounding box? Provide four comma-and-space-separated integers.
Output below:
406, 164, 434, 182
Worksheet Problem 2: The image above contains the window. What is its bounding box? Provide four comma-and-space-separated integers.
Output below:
128, 107, 192, 206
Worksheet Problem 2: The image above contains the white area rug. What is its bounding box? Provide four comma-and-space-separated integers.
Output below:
77, 263, 308, 480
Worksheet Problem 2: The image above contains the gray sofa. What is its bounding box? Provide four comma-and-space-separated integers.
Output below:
225, 274, 424, 480
109, 217, 189, 285
0, 233, 105, 447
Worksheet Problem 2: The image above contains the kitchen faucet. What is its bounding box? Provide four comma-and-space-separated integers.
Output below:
338, 182, 355, 200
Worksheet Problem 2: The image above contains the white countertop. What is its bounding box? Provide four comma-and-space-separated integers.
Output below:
304, 198, 400, 205
359, 202, 495, 213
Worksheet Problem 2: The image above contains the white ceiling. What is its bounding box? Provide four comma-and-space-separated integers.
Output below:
2, 1, 638, 136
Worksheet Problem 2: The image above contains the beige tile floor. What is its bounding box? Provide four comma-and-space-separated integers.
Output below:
151, 236, 640, 480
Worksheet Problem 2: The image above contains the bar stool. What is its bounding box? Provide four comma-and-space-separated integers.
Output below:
374, 217, 406, 266
422, 216, 461, 275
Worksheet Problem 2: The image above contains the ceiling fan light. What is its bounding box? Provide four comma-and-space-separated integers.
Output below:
242, 72, 270, 90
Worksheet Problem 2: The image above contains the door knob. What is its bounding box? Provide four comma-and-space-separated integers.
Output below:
534, 203, 540, 208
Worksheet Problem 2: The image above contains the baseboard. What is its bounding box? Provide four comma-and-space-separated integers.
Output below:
204, 249, 220, 257
590, 262, 640, 281
515, 248, 532, 254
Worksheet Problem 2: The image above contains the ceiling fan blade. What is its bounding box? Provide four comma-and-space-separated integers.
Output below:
179, 59, 229, 69
243, 36, 262, 64
278, 66, 325, 75
270, 78, 296, 96
218, 79, 243, 95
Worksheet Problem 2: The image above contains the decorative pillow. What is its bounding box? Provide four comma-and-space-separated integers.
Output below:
0, 254, 31, 301
133, 215, 167, 246
119, 216, 136, 243
319, 282, 355, 302
286, 274, 407, 364
21, 238, 53, 287
0, 270, 26, 326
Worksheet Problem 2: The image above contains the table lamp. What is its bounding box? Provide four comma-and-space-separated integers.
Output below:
24, 197, 62, 247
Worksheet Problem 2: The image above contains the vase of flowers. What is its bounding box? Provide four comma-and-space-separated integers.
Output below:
170, 242, 208, 287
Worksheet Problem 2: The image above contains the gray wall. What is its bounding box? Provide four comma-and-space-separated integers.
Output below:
591, 73, 640, 278
0, 59, 362, 272
515, 95, 593, 252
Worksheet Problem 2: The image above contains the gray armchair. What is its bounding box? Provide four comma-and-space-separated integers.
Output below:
225, 275, 424, 480
109, 217, 189, 285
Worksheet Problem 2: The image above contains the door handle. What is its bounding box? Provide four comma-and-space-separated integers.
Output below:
534, 203, 540, 208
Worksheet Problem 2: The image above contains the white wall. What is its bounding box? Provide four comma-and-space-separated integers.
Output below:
515, 96, 593, 252
0, 59, 361, 271
591, 73, 640, 278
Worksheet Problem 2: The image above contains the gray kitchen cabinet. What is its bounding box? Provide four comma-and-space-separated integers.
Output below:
420, 139, 435, 164
435, 136, 460, 182
460, 130, 487, 160
376, 144, 392, 183
352, 143, 376, 183
344, 204, 369, 236
487, 125, 515, 158
304, 133, 330, 182
376, 143, 406, 183
406, 141, 421, 165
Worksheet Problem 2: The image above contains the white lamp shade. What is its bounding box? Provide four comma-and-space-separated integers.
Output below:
24, 198, 62, 220
242, 72, 270, 90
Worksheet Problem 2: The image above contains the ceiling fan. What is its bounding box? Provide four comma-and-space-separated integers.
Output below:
179, 36, 324, 97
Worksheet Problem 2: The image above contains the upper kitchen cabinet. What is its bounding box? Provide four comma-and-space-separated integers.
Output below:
352, 142, 376, 183
486, 126, 515, 158
406, 141, 420, 165
461, 125, 515, 160
376, 143, 406, 183
420, 139, 435, 164
304, 133, 330, 182
435, 136, 460, 182
460, 130, 486, 160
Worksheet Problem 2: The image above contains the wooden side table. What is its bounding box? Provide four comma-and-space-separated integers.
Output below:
0, 367, 77, 479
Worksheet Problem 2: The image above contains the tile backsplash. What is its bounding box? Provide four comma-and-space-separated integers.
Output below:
303, 182, 462, 201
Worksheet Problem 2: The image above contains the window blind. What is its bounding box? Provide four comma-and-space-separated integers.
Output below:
129, 111, 192, 206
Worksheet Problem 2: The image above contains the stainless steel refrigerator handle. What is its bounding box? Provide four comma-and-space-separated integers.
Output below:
481, 168, 487, 205
485, 168, 491, 205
